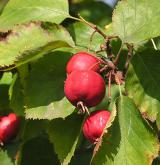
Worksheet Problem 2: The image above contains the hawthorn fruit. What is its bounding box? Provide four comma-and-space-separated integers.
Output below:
64, 70, 106, 107
83, 110, 111, 143
0, 113, 19, 144
66, 51, 100, 74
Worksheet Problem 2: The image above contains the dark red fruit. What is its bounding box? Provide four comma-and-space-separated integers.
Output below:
83, 110, 111, 143
64, 70, 106, 107
0, 113, 19, 144
66, 52, 100, 74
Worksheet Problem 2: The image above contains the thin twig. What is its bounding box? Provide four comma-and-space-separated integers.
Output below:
88, 30, 96, 51
68, 15, 82, 22
78, 14, 107, 39
88, 61, 101, 71
86, 52, 114, 67
69, 15, 118, 40
125, 43, 133, 72
105, 39, 113, 59
113, 44, 123, 66
108, 71, 112, 99
100, 65, 108, 73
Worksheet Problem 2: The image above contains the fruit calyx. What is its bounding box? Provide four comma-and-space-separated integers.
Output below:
106, 70, 124, 85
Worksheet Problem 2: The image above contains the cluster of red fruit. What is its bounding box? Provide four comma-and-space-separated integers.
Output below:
64, 52, 111, 143
0, 113, 19, 145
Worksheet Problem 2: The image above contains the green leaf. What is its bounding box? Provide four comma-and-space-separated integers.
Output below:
5, 141, 20, 164
20, 120, 47, 142
18, 137, 59, 165
69, 149, 92, 165
152, 156, 160, 165
0, 149, 13, 165
93, 96, 159, 165
0, 72, 12, 111
9, 64, 29, 116
9, 73, 24, 116
24, 51, 75, 120
0, 0, 69, 31
47, 113, 83, 165
68, 22, 104, 52
126, 49, 160, 121
113, 0, 160, 43
0, 23, 74, 68
0, 72, 12, 85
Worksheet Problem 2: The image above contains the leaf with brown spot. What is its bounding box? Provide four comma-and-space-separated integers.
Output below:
0, 23, 74, 69
126, 49, 160, 123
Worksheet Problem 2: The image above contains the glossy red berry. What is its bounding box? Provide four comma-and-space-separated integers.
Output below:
83, 110, 111, 143
0, 113, 19, 144
64, 70, 106, 107
66, 52, 100, 74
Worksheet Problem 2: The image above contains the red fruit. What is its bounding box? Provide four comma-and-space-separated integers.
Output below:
66, 52, 100, 74
64, 70, 106, 107
83, 110, 111, 143
0, 113, 19, 144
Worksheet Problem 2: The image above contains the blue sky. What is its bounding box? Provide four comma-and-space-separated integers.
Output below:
103, 0, 117, 7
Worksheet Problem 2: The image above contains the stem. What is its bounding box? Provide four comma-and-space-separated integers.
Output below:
78, 14, 107, 39
69, 15, 118, 71
113, 44, 123, 66
99, 60, 116, 73
100, 65, 108, 73
125, 43, 133, 72
88, 30, 96, 51
105, 39, 113, 59
68, 15, 82, 22
108, 71, 112, 99
85, 52, 108, 66
88, 61, 101, 71
77, 101, 89, 115
69, 15, 118, 40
